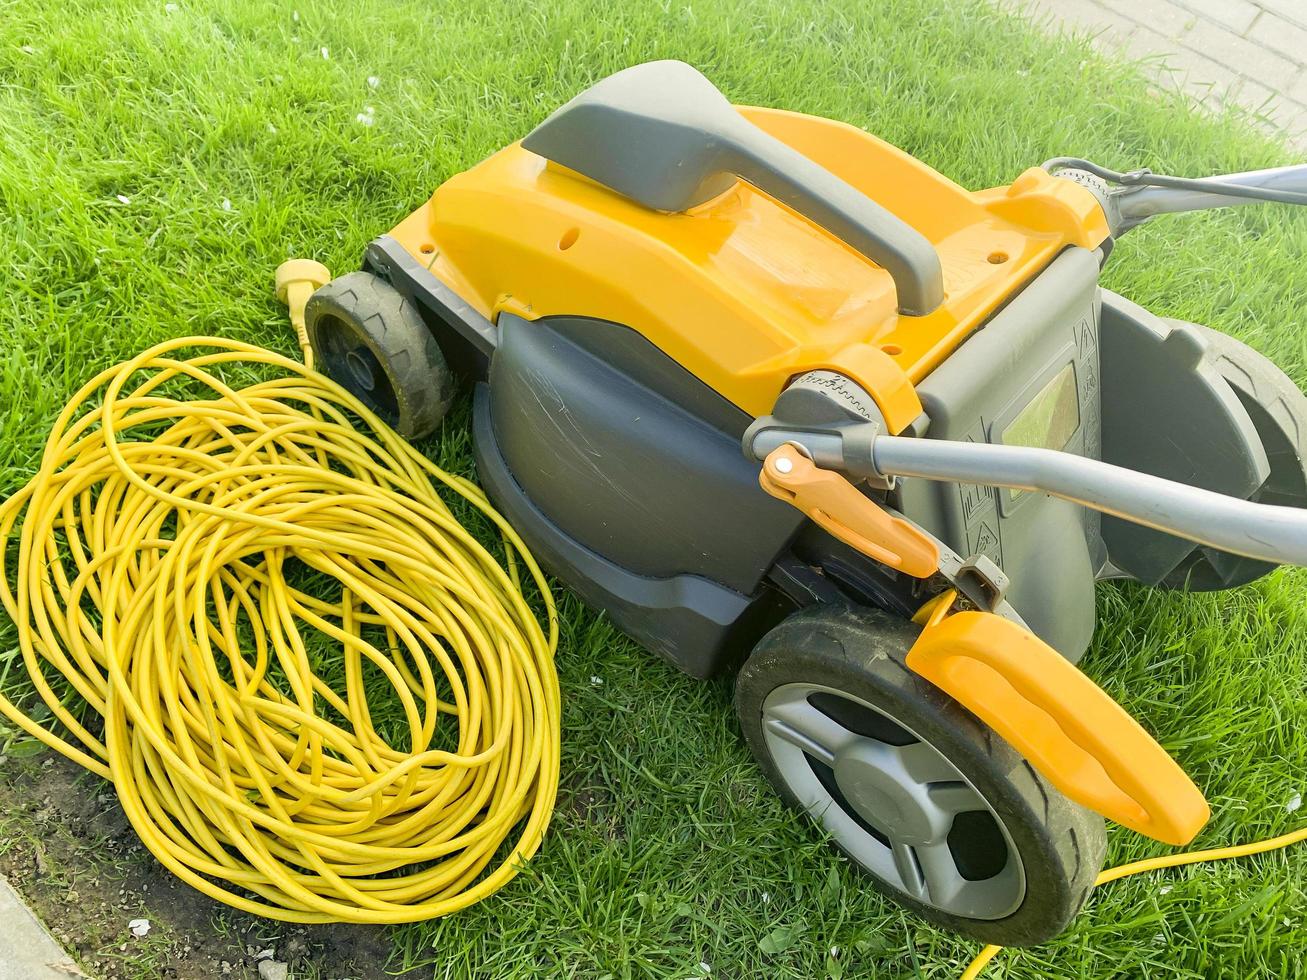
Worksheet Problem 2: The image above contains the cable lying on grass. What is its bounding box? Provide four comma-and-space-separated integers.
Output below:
0, 336, 559, 924
961, 824, 1307, 978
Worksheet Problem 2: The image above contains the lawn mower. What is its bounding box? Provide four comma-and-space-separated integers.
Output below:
293, 61, 1307, 945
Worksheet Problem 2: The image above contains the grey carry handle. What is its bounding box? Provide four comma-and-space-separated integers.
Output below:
522, 61, 945, 316
745, 419, 1307, 568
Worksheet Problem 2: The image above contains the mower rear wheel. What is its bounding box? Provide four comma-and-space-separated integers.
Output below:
735, 605, 1105, 946
1160, 320, 1307, 591
305, 271, 453, 439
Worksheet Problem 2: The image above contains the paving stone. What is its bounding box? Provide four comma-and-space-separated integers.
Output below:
0, 875, 83, 980
1180, 19, 1300, 90
1255, 0, 1307, 33
1014, 0, 1307, 148
1248, 10, 1307, 65
1176, 0, 1262, 34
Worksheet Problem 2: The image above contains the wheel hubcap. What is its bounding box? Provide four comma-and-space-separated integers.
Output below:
761, 682, 1025, 919
833, 741, 950, 845
313, 315, 400, 425
345, 349, 377, 392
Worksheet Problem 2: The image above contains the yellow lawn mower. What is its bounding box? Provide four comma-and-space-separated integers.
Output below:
298, 61, 1307, 945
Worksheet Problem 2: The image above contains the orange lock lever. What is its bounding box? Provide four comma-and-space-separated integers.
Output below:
758, 444, 939, 578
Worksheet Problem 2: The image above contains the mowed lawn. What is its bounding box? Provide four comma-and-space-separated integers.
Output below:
3, 0, 1307, 977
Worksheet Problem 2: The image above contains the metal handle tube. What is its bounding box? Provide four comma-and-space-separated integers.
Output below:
872, 435, 1307, 567
1115, 164, 1307, 221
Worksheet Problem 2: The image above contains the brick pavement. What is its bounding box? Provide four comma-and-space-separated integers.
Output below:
1018, 0, 1307, 147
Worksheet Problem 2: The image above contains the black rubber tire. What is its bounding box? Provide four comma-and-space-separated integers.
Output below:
304, 271, 454, 439
735, 604, 1106, 947
1159, 320, 1307, 591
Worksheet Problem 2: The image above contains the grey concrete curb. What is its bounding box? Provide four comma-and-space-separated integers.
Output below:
0, 874, 87, 979
1013, 0, 1307, 148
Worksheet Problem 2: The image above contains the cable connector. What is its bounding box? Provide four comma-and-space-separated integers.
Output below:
274, 259, 331, 366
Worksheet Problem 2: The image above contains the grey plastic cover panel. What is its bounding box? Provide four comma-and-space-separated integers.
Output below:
472, 384, 759, 678
901, 247, 1104, 662
550, 315, 752, 437
486, 313, 805, 595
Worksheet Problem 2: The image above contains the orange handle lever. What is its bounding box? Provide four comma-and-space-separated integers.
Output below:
906, 610, 1210, 846
758, 445, 939, 578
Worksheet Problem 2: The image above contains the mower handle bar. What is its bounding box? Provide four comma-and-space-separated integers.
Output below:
747, 425, 1307, 568
1048, 159, 1307, 234
1113, 164, 1307, 223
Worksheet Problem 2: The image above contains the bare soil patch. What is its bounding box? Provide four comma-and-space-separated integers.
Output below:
0, 754, 413, 980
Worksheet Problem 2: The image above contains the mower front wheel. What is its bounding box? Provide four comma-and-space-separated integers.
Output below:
305, 271, 454, 439
735, 605, 1106, 946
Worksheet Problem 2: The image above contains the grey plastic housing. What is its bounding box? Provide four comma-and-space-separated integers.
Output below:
473, 383, 773, 677
1097, 293, 1268, 583
898, 247, 1104, 662
487, 313, 804, 592
521, 60, 945, 316
1159, 320, 1307, 590
476, 313, 804, 676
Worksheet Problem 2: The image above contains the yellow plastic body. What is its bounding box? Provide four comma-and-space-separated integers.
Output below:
905, 608, 1210, 846
387, 106, 1109, 431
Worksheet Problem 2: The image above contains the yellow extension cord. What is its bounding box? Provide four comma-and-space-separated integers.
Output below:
0, 334, 559, 924
962, 825, 1307, 977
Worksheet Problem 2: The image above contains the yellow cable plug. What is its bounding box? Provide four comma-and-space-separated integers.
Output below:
275, 259, 331, 368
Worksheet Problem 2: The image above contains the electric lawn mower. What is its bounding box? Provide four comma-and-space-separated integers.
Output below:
294, 61, 1307, 946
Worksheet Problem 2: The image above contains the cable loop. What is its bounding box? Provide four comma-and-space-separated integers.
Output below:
0, 337, 559, 924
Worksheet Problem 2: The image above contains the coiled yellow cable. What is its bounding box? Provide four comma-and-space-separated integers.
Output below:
961, 827, 1307, 977
0, 336, 559, 924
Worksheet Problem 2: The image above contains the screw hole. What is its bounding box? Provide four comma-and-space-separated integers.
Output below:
987, 251, 1009, 264
419, 243, 435, 255
558, 227, 580, 251
881, 344, 903, 356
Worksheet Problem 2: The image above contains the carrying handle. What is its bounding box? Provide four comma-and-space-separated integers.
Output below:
522, 61, 945, 316
907, 608, 1210, 846
723, 131, 946, 315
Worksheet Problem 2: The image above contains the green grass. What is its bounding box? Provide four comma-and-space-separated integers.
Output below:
2, 0, 1307, 976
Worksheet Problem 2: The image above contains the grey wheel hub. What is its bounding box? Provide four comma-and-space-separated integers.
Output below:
345, 349, 378, 392
761, 682, 1025, 920
833, 741, 951, 845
